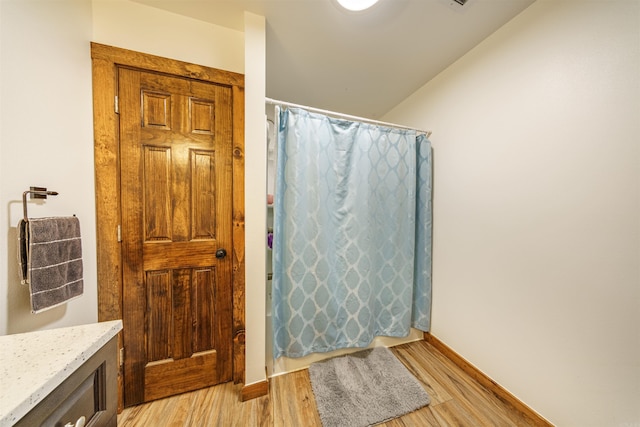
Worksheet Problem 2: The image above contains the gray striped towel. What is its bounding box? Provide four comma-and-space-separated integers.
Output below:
18, 216, 83, 313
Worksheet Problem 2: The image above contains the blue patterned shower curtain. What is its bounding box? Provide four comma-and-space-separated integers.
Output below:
272, 107, 432, 359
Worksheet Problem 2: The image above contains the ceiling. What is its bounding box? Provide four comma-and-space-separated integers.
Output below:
133, 0, 535, 119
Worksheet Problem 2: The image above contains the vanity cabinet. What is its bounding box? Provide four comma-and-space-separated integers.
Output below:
0, 320, 122, 427
14, 336, 117, 427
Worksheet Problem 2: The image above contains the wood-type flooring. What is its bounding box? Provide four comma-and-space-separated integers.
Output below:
117, 340, 548, 426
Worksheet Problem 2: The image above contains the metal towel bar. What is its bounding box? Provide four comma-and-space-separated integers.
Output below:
22, 186, 58, 221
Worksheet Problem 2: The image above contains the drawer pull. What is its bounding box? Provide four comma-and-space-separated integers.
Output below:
63, 415, 86, 427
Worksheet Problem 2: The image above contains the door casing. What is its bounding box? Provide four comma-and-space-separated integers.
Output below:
90, 42, 246, 409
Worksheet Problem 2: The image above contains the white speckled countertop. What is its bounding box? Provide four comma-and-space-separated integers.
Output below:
0, 320, 122, 427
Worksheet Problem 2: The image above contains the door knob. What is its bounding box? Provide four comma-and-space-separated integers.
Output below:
215, 248, 227, 259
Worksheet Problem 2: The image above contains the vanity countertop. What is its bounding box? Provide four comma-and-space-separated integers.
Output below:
0, 320, 122, 427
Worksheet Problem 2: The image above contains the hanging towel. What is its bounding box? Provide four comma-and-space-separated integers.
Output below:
17, 216, 84, 313
18, 219, 28, 283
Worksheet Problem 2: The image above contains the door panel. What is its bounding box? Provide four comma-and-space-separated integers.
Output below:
119, 67, 233, 405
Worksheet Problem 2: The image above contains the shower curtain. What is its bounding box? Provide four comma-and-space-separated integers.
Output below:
272, 107, 432, 359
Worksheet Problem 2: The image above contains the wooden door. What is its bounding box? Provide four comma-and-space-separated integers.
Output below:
119, 67, 234, 406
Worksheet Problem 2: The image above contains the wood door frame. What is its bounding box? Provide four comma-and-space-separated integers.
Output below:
90, 43, 246, 407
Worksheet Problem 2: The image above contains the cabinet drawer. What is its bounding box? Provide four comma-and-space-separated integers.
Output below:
42, 362, 103, 427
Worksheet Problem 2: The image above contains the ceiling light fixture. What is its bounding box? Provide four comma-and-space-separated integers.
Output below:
336, 0, 379, 11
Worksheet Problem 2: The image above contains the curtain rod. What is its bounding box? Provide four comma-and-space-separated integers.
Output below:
265, 97, 432, 138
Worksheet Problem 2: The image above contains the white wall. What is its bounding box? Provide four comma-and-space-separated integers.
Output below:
0, 0, 97, 335
244, 11, 268, 386
384, 1, 640, 425
91, 0, 243, 74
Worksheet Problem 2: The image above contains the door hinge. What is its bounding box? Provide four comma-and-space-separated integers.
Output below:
117, 225, 122, 242
119, 347, 125, 367
115, 95, 119, 114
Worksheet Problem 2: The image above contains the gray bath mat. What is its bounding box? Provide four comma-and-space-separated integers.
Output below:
308, 346, 430, 427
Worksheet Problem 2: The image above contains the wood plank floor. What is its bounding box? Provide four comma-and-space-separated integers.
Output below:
117, 340, 546, 426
